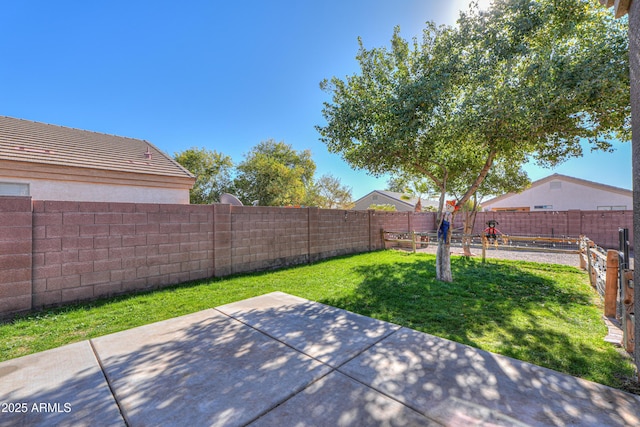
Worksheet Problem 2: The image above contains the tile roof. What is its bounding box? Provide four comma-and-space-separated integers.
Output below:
0, 116, 194, 179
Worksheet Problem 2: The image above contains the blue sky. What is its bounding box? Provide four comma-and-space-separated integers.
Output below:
0, 0, 631, 200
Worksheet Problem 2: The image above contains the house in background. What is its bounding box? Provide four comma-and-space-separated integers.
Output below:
352, 190, 439, 212
0, 116, 195, 204
482, 173, 632, 212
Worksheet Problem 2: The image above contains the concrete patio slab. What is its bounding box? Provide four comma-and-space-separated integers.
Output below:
91, 308, 331, 427
0, 341, 124, 427
339, 327, 640, 427
2, 291, 640, 427
248, 370, 439, 427
218, 291, 400, 367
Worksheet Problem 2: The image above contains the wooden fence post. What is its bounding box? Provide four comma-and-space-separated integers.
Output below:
622, 270, 635, 353
481, 236, 486, 263
586, 242, 595, 288
604, 250, 619, 318
579, 236, 587, 270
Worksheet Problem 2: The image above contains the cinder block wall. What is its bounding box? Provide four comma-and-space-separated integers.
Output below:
412, 211, 437, 231
312, 209, 372, 261
465, 211, 571, 237
229, 206, 310, 274
0, 196, 32, 314
30, 200, 214, 309
0, 195, 633, 318
463, 210, 633, 248
578, 211, 633, 248
373, 211, 415, 233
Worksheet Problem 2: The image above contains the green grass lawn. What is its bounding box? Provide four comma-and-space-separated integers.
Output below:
1, 250, 637, 393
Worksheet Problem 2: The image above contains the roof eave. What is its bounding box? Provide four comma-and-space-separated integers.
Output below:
0, 159, 195, 190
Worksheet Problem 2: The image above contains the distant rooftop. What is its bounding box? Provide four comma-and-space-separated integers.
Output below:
0, 116, 194, 179
483, 173, 632, 206
354, 190, 439, 209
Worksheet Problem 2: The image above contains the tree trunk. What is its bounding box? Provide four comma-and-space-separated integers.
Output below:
462, 219, 474, 256
436, 234, 453, 282
462, 204, 479, 256
429, 170, 451, 282
457, 150, 496, 207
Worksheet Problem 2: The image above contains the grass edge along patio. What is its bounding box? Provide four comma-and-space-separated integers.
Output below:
1, 250, 637, 394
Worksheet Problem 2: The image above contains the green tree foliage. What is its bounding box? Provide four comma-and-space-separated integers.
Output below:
174, 147, 234, 204
317, 0, 628, 281
368, 203, 397, 211
307, 174, 354, 209
234, 139, 316, 206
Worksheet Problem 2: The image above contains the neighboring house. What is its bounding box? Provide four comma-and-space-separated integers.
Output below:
352, 190, 438, 212
0, 116, 195, 204
482, 173, 632, 212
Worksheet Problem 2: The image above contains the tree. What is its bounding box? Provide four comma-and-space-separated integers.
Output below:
450, 158, 530, 256
234, 139, 316, 206
174, 147, 234, 204
308, 174, 354, 209
318, 0, 629, 281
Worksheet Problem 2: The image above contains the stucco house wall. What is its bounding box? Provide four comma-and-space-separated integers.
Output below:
0, 176, 189, 204
483, 174, 632, 212
0, 116, 195, 204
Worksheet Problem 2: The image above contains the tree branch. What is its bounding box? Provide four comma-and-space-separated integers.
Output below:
457, 149, 497, 207
411, 161, 445, 192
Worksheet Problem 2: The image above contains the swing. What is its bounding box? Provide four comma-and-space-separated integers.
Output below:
483, 220, 502, 247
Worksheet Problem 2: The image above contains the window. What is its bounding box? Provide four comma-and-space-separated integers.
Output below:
597, 205, 627, 211
492, 207, 530, 212
0, 182, 29, 196
534, 205, 553, 209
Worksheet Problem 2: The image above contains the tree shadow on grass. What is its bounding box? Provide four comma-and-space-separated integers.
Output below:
319, 254, 637, 391
2, 285, 639, 426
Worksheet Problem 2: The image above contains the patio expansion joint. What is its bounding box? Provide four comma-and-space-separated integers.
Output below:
213, 307, 399, 371
331, 326, 446, 426
211, 308, 331, 366
212, 307, 339, 426
213, 309, 425, 426
333, 326, 400, 370
88, 338, 131, 427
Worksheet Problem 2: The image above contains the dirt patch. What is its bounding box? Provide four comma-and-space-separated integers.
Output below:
413, 245, 582, 267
